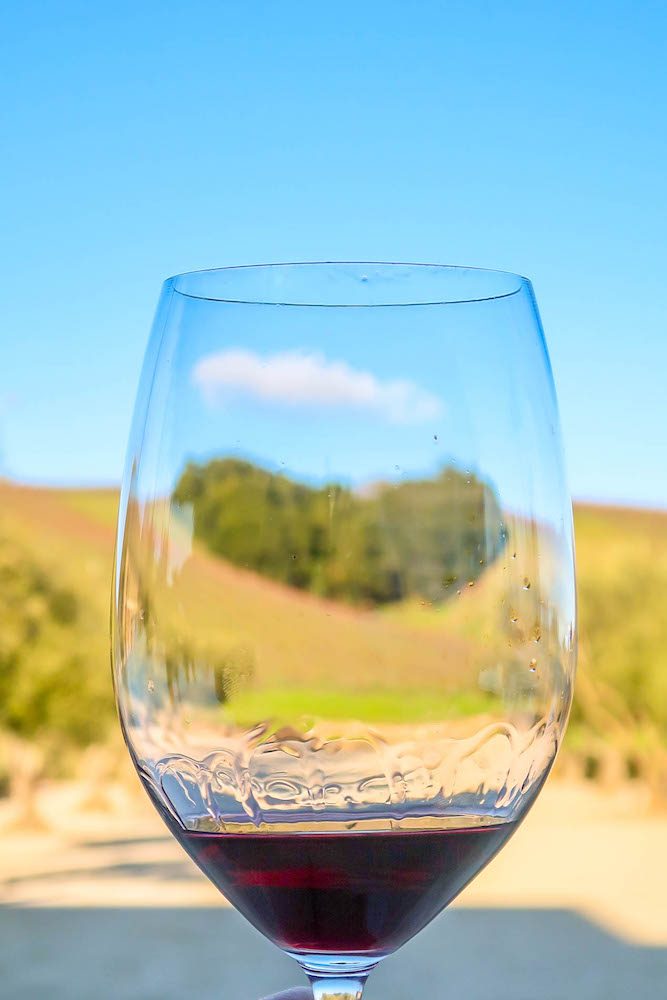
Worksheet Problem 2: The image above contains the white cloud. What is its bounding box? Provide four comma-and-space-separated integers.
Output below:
192, 349, 443, 425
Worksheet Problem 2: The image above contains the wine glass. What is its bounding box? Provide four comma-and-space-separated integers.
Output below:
112, 263, 576, 1000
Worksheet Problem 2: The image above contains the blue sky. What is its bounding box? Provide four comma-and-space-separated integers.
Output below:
1, 1, 666, 507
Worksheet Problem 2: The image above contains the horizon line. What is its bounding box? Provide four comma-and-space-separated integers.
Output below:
1, 474, 665, 516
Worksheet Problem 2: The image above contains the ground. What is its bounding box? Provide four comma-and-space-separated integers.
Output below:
1, 778, 665, 998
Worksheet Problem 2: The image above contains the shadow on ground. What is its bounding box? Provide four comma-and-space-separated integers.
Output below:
1, 906, 666, 999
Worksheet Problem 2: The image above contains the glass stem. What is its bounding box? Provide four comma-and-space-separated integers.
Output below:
307, 973, 369, 1000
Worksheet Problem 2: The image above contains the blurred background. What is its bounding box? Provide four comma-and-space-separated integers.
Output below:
1, 2, 666, 997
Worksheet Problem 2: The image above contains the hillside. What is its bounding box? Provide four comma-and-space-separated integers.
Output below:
569, 503, 667, 789
174, 457, 503, 605
1, 481, 666, 791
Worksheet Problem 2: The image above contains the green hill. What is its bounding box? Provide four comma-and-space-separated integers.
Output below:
1, 480, 666, 793
174, 457, 504, 604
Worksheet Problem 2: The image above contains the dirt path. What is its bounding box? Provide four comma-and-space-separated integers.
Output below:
1, 779, 665, 947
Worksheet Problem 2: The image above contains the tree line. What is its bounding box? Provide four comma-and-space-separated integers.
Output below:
173, 457, 506, 605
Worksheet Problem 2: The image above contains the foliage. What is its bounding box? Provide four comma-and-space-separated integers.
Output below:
2, 482, 667, 795
162, 632, 256, 707
0, 533, 114, 752
173, 458, 505, 605
568, 505, 667, 790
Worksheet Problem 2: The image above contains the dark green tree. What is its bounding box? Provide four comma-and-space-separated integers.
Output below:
174, 458, 505, 606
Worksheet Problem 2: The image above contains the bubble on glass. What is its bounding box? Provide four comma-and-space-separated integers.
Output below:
523, 578, 531, 590
147, 679, 155, 693
529, 659, 538, 673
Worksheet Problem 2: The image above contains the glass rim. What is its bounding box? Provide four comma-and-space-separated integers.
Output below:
167, 261, 530, 308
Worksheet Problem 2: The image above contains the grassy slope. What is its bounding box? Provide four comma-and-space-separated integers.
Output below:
2, 482, 667, 775
0, 483, 484, 728
0, 484, 121, 767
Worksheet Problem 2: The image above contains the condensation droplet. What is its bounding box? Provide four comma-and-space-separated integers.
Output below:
467, 580, 475, 588
510, 613, 519, 624
523, 578, 531, 590
533, 626, 542, 643
529, 659, 538, 672
433, 434, 438, 441
360, 274, 368, 282
512, 552, 517, 559
479, 558, 485, 565
147, 679, 155, 693
456, 589, 462, 596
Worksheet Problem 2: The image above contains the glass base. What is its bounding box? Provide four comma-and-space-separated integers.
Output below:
289, 953, 382, 1000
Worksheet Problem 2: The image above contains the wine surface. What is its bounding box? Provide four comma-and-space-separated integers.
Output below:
172, 819, 516, 957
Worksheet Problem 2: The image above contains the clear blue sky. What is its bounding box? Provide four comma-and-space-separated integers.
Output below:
1, 1, 665, 507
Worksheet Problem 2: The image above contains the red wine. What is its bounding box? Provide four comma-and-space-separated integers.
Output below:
173, 820, 516, 957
